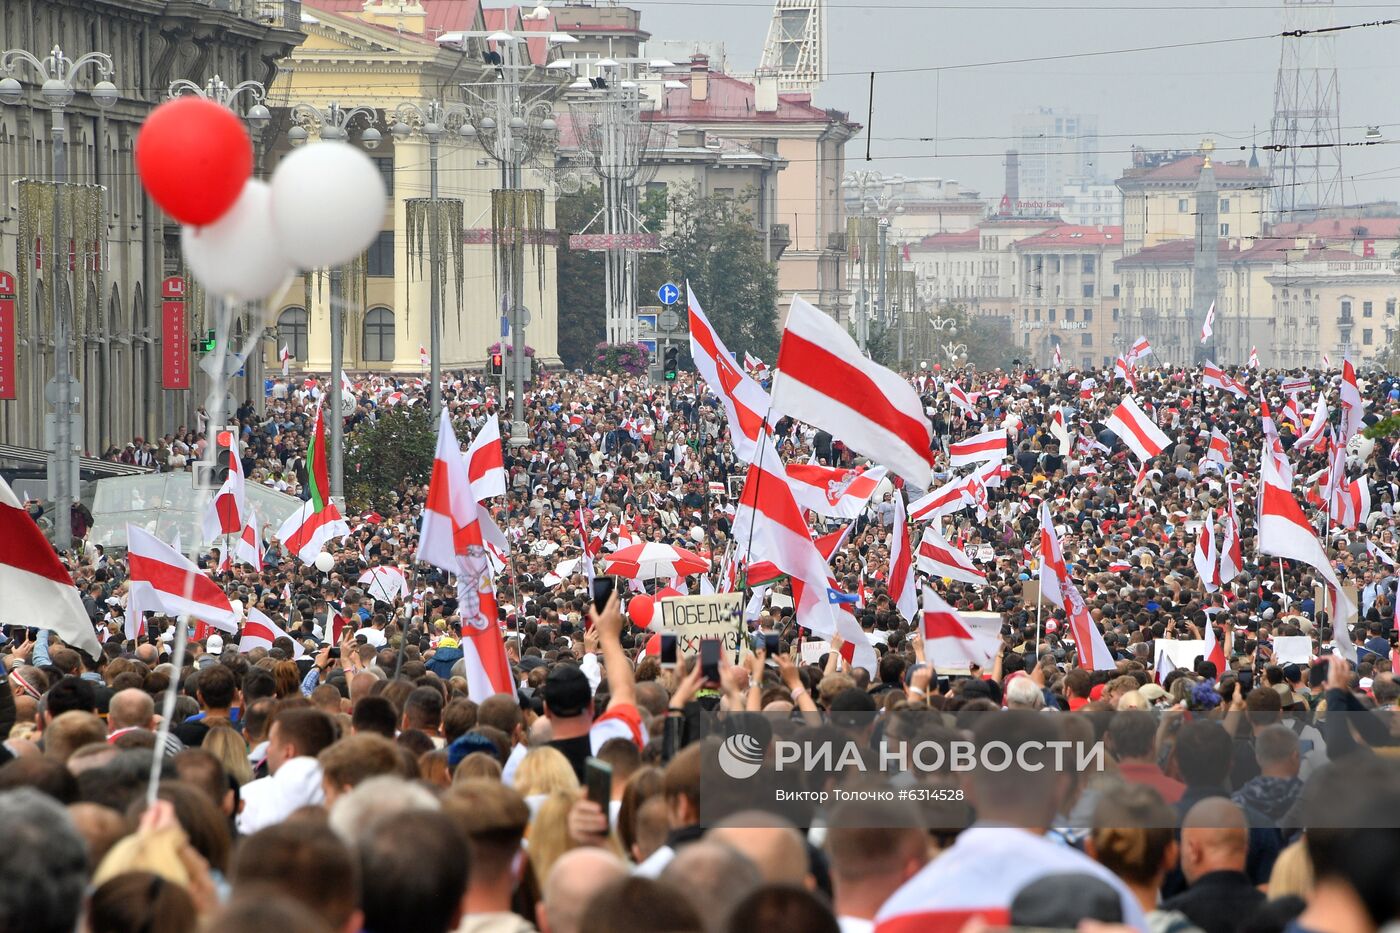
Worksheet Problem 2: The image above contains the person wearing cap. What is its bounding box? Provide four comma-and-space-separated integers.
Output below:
543, 590, 644, 783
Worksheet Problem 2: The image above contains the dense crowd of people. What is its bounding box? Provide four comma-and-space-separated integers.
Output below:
5, 354, 1400, 933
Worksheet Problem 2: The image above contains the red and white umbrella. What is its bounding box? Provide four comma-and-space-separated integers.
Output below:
603, 542, 710, 580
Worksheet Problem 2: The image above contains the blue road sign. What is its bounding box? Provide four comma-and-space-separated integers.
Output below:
657, 282, 680, 305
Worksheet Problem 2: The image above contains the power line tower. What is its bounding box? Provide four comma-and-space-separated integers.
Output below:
1267, 0, 1344, 218
759, 0, 825, 92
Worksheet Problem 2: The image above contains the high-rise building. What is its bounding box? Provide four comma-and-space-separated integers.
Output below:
1012, 108, 1099, 202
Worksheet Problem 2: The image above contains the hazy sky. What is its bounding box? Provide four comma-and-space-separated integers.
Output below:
630, 0, 1400, 228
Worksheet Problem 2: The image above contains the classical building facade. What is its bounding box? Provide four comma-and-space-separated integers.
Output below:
0, 0, 304, 455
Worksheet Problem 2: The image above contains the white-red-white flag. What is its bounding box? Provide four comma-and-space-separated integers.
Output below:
1331, 478, 1371, 531
1201, 362, 1247, 399
1106, 396, 1170, 462
279, 344, 291, 377
239, 607, 303, 658
1200, 300, 1215, 343
1154, 644, 1178, 684
1193, 510, 1220, 592
464, 416, 507, 501
948, 428, 1007, 469
232, 511, 263, 571
915, 524, 986, 586
889, 494, 916, 623
1205, 429, 1232, 467
1340, 359, 1365, 442
920, 587, 984, 666
1052, 343, 1062, 369
358, 565, 409, 604
784, 462, 888, 519
419, 345, 430, 369
455, 550, 515, 701
773, 295, 933, 484
1127, 336, 1153, 366
1257, 452, 1355, 661
688, 288, 777, 465
1219, 507, 1243, 586
276, 500, 350, 566
419, 408, 480, 576
1248, 346, 1260, 369
0, 476, 99, 656
1113, 356, 1137, 391
1367, 541, 1396, 568
1202, 616, 1226, 674
743, 351, 769, 378
202, 441, 248, 544
126, 524, 238, 632
945, 381, 979, 421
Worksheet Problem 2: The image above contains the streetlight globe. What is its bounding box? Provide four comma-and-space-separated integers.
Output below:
321, 124, 347, 141
246, 103, 272, 129
459, 123, 477, 139
0, 77, 22, 106
541, 116, 557, 132
391, 120, 413, 140
424, 121, 444, 140
480, 116, 496, 130
509, 115, 526, 130
90, 80, 119, 108
288, 124, 309, 147
40, 78, 75, 107
360, 126, 382, 150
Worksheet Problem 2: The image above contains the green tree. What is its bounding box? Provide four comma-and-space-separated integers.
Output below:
344, 406, 436, 513
646, 184, 780, 362
936, 302, 1018, 371
554, 186, 606, 369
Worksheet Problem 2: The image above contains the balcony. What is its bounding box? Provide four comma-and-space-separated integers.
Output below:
769, 224, 791, 261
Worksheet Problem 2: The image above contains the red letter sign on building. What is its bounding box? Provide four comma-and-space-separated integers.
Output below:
0, 271, 15, 401
162, 275, 189, 390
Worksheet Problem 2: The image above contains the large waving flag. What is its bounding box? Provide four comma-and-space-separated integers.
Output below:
126, 524, 238, 632
1293, 394, 1330, 451
1105, 395, 1170, 462
202, 441, 248, 544
239, 607, 303, 658
920, 587, 986, 667
0, 476, 99, 656
307, 404, 332, 513
1201, 362, 1247, 399
916, 525, 986, 586
1126, 336, 1153, 366
773, 295, 933, 484
889, 494, 916, 624
1258, 452, 1356, 660
908, 460, 1006, 523
419, 408, 480, 575
1193, 511, 1220, 592
1339, 360, 1365, 441
456, 551, 515, 701
359, 565, 409, 604
784, 462, 887, 519
465, 416, 507, 501
277, 501, 350, 566
232, 512, 263, 571
732, 447, 876, 672
1219, 503, 1243, 586
688, 288, 777, 465
947, 428, 1007, 469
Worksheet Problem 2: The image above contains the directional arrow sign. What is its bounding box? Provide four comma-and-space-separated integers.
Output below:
657, 282, 680, 306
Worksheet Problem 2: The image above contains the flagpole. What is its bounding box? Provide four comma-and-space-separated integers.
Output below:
145, 613, 189, 805
1034, 579, 1043, 661
740, 405, 776, 610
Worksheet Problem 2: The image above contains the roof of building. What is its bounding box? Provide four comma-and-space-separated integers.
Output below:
1117, 155, 1267, 187
1013, 224, 1122, 250
910, 229, 979, 251
303, 0, 484, 44
1115, 238, 1239, 266
645, 62, 858, 129
1268, 217, 1400, 240
1116, 235, 1370, 267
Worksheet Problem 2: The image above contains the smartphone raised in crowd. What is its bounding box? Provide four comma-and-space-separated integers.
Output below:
700, 638, 722, 684
764, 632, 781, 656
585, 756, 613, 810
591, 576, 617, 615
659, 634, 678, 669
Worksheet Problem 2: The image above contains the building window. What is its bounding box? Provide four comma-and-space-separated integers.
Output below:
1023, 333, 1030, 346
1364, 301, 1374, 318
1220, 198, 1230, 212
1178, 199, 1188, 212
1364, 328, 1374, 346
363, 307, 395, 362
366, 230, 394, 277
1341, 300, 1353, 319
1219, 223, 1229, 237
1113, 284, 1120, 297
373, 157, 394, 198
1389, 299, 1398, 315
1083, 308, 1093, 322
277, 307, 308, 362
1081, 334, 1092, 347
1065, 308, 1076, 322
1082, 255, 1095, 274
1048, 308, 1057, 322
1034, 309, 1041, 322
1112, 308, 1120, 321
1082, 283, 1094, 298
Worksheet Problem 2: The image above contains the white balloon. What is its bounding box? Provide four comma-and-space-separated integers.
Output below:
314, 551, 335, 573
180, 180, 294, 302
270, 142, 387, 269
1347, 434, 1375, 462
689, 525, 705, 543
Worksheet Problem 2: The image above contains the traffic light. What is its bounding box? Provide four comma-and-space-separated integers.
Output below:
663, 346, 679, 381
489, 352, 504, 377
202, 330, 216, 352
212, 429, 236, 487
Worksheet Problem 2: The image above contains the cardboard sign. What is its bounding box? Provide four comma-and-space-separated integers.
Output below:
1272, 635, 1313, 665
657, 593, 746, 660
800, 640, 830, 665
928, 611, 1001, 673
1313, 584, 1359, 616
1022, 579, 1040, 606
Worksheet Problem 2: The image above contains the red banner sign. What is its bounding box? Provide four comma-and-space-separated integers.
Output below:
566, 233, 663, 251
0, 271, 15, 401
162, 275, 189, 390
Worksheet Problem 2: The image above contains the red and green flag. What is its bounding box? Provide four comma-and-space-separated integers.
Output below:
307, 404, 331, 513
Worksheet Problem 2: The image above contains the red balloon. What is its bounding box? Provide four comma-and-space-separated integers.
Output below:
627, 594, 655, 628
136, 97, 253, 226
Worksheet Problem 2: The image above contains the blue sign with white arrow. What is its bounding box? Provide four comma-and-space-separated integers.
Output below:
657, 282, 680, 306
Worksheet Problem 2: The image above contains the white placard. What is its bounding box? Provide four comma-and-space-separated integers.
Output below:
1272, 635, 1313, 665
657, 593, 746, 660
1154, 638, 1207, 670
768, 593, 794, 610
800, 640, 830, 664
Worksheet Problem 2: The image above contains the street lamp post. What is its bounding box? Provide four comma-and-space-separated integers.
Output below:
168, 75, 273, 426
286, 102, 382, 501
0, 45, 119, 553
390, 100, 473, 422
445, 31, 560, 442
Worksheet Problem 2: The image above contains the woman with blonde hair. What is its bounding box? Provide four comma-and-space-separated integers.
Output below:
524, 791, 578, 884
201, 725, 252, 787
513, 746, 579, 815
